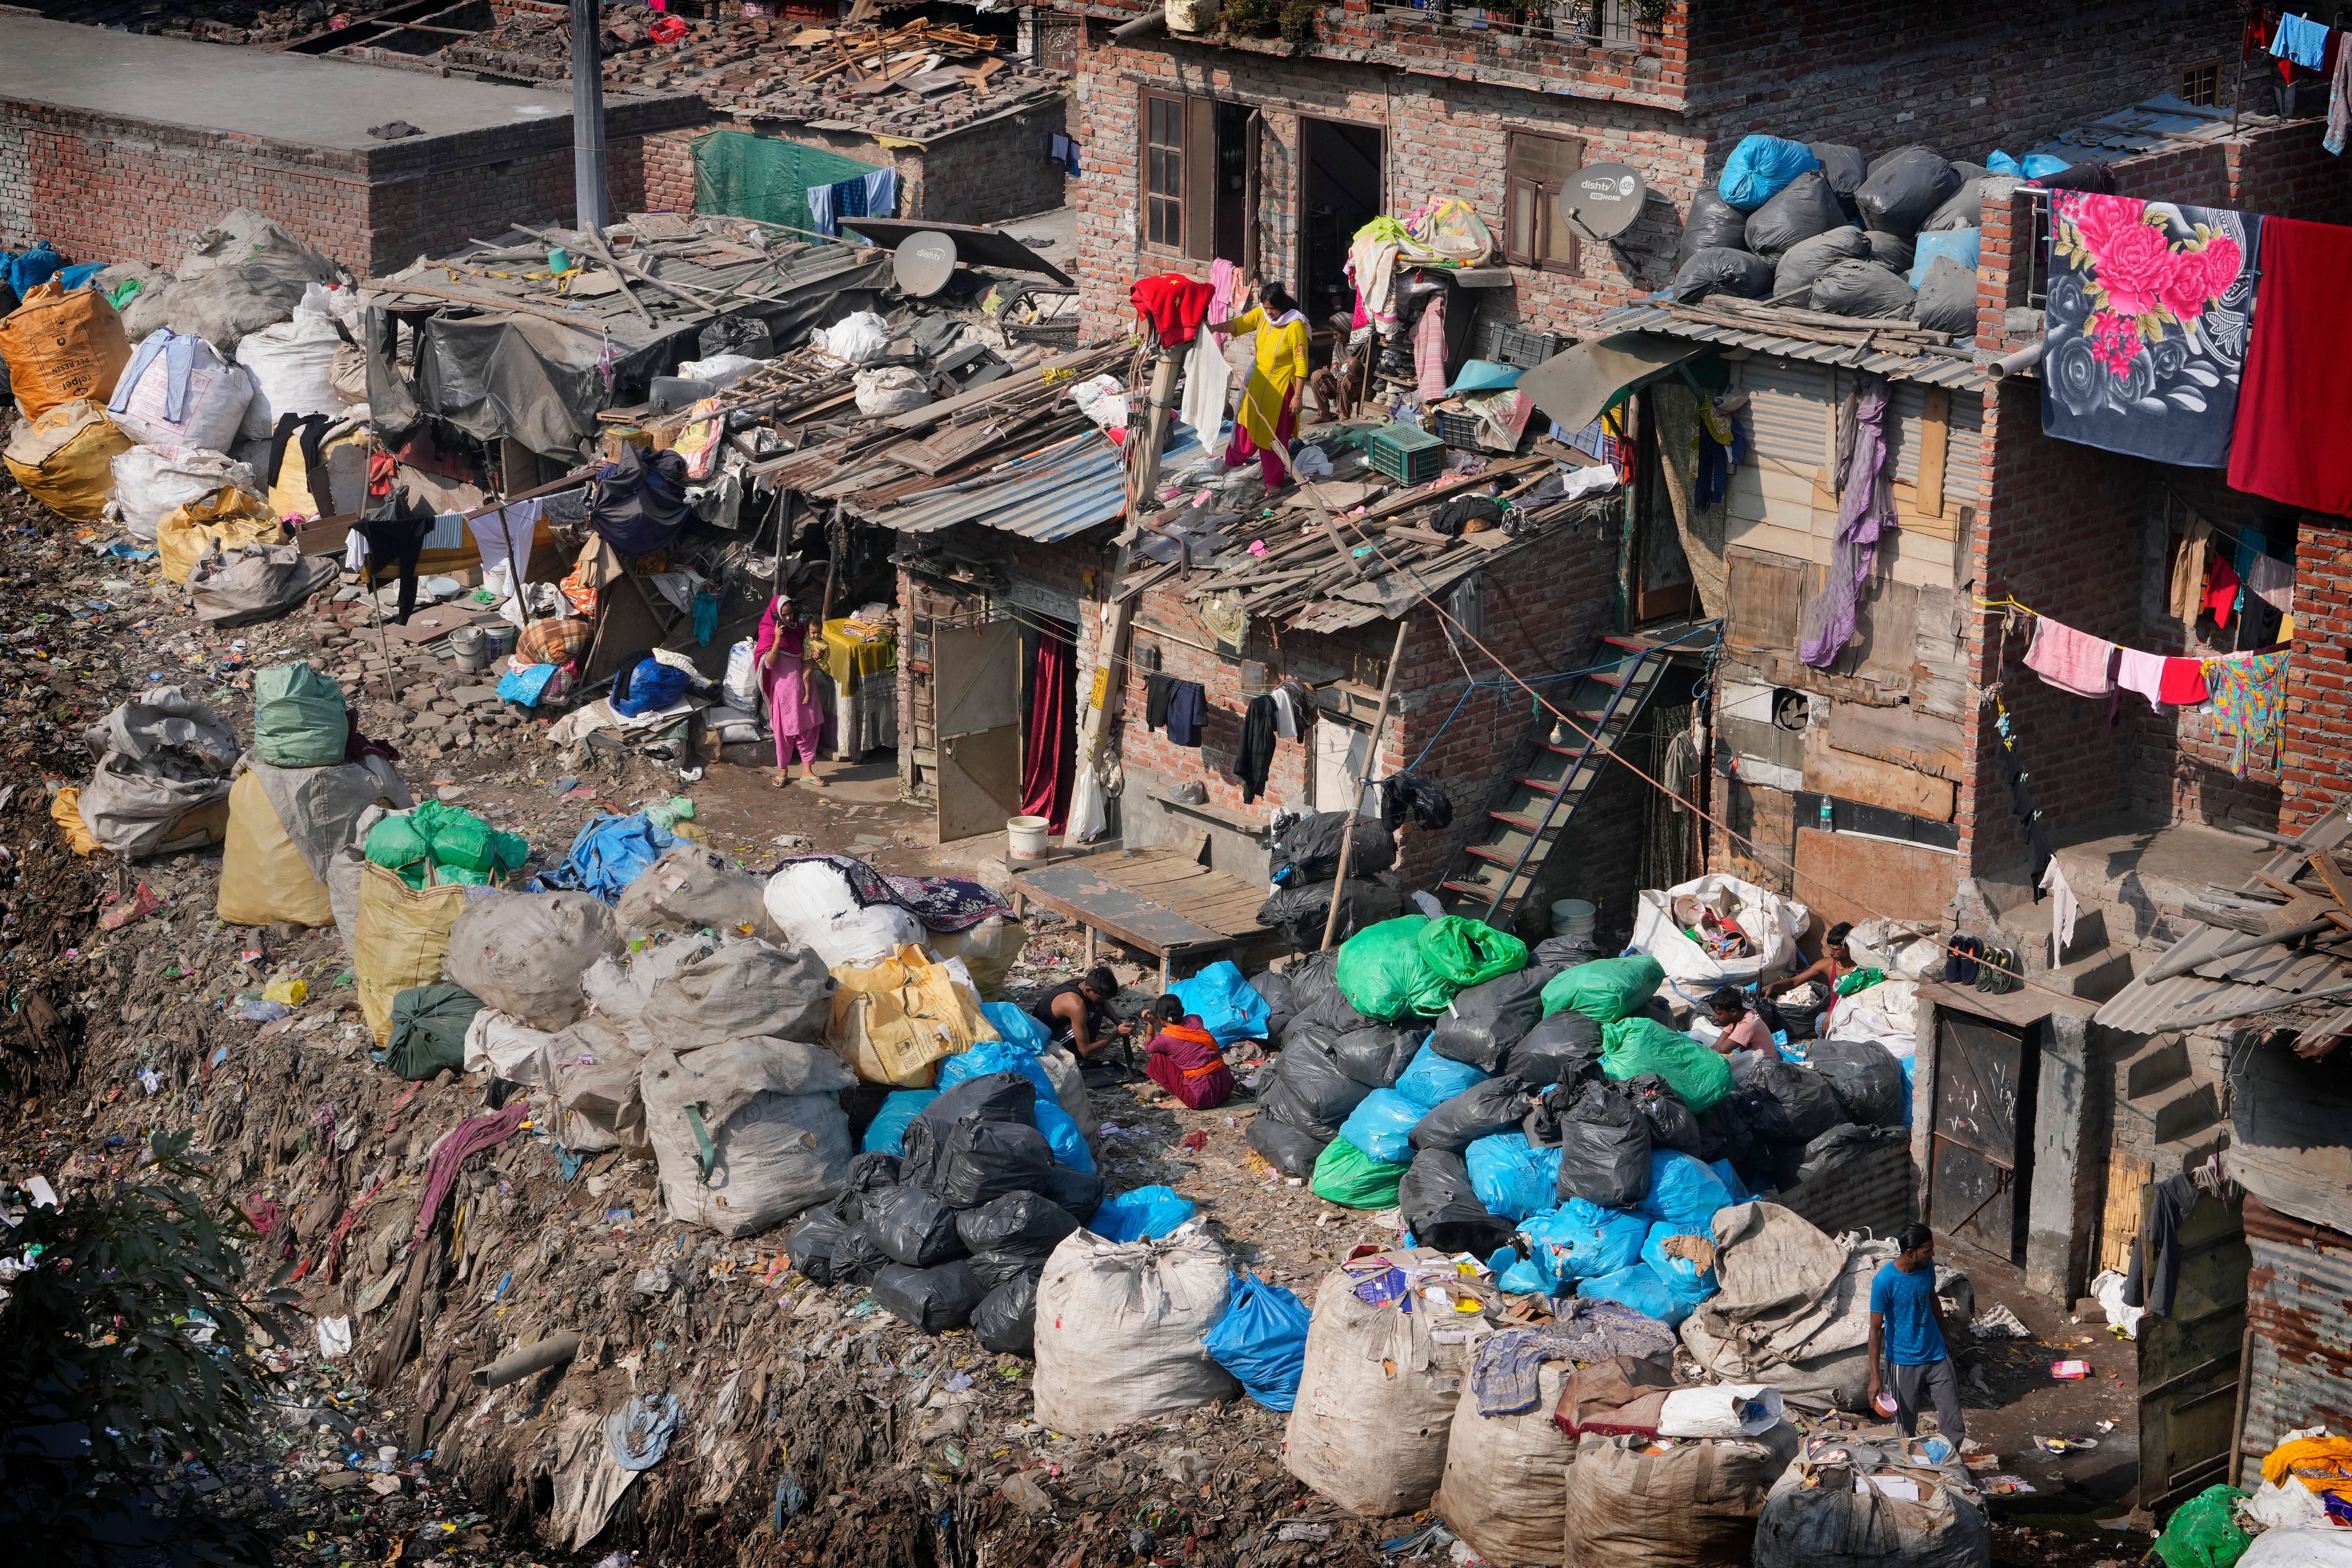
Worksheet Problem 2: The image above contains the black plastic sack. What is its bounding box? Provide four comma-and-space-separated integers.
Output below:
1865, 230, 1916, 273
1744, 172, 1848, 262
1804, 1039, 1908, 1128
1736, 1057, 1845, 1146
1398, 1147, 1517, 1256
785, 1200, 889, 1286
968, 1248, 1046, 1292
1551, 1078, 1653, 1208
1626, 1072, 1703, 1156
1257, 879, 1403, 949
590, 445, 691, 557
1913, 256, 1978, 336
1286, 951, 1371, 1034
864, 1183, 967, 1268
1268, 811, 1396, 886
900, 1071, 1038, 1189
870, 1261, 984, 1332
1261, 1033, 1373, 1138
2034, 161, 2117, 195
1333, 1023, 1420, 1089
971, 1273, 1039, 1355
1677, 188, 1752, 266
1035, 1161, 1106, 1222
1925, 174, 2008, 232
1695, 1095, 1755, 1168
1506, 1008, 1605, 1087
1531, 936, 1599, 968
1795, 1121, 1886, 1186
837, 1152, 906, 1229
955, 1190, 1080, 1260
930, 1119, 1060, 1209
1409, 1076, 1534, 1154
1773, 226, 1871, 301
1811, 259, 1917, 320
1247, 1113, 1328, 1178
1856, 147, 1964, 236
1672, 247, 1775, 303
1249, 971, 1297, 1039
1810, 142, 1868, 197
1429, 967, 1551, 1072
698, 312, 774, 361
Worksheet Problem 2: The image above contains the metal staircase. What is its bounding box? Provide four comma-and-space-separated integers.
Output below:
1437, 631, 1682, 924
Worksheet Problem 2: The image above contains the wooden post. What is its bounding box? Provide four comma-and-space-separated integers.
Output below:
1241, 110, 1264, 284
1319, 617, 1411, 951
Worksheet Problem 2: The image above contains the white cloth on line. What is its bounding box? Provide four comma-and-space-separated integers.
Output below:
1269, 685, 1300, 739
1176, 328, 1234, 440
466, 496, 546, 579
2040, 856, 2078, 969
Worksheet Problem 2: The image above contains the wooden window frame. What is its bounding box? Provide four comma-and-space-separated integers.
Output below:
1139, 88, 1216, 260
2177, 58, 2224, 108
1142, 88, 1186, 254
1502, 130, 1583, 276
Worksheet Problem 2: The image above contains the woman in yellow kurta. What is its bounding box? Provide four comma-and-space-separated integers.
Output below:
1207, 282, 1310, 486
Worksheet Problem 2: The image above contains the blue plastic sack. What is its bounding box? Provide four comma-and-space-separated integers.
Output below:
1898, 1053, 1917, 1126
1396, 1043, 1488, 1110
1709, 1158, 1751, 1205
1985, 149, 2022, 177
1201, 1272, 1310, 1411
1909, 227, 1981, 289
1580, 1260, 1688, 1325
1035, 1100, 1096, 1173
1719, 135, 1822, 211
7, 241, 63, 296
1170, 959, 1273, 1046
612, 657, 691, 718
1338, 1088, 1424, 1165
1635, 1151, 1733, 1230
2021, 153, 2071, 179
1090, 1185, 1196, 1242
1466, 1133, 1564, 1221
497, 663, 562, 708
1515, 1199, 1648, 1292
979, 1001, 1050, 1054
863, 1090, 938, 1155
1640, 1221, 1721, 1315
537, 812, 678, 902
938, 1041, 1058, 1102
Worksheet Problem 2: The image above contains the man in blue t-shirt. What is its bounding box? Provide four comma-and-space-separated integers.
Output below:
1868, 1222, 1964, 1441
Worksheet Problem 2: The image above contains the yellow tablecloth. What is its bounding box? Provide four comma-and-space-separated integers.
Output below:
820, 617, 897, 692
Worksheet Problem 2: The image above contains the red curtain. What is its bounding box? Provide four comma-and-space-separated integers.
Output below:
1020, 619, 1077, 834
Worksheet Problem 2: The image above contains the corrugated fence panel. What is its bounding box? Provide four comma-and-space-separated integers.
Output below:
2240, 1197, 2352, 1488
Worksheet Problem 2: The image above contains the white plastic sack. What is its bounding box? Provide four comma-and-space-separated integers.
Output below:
1632, 872, 1807, 986
640, 1038, 854, 1236
723, 638, 763, 712
853, 366, 930, 418
1658, 1383, 1786, 1439
815, 311, 889, 365
463, 1008, 563, 1085
1828, 977, 1921, 1042
444, 891, 622, 1031
235, 307, 347, 440
677, 353, 766, 388
2090, 1267, 2145, 1340
1849, 919, 1944, 982
581, 934, 720, 1026
1067, 758, 1109, 842
109, 444, 258, 544
2244, 1479, 2332, 1530
764, 859, 863, 928
2243, 1528, 2352, 1567
1068, 374, 1129, 433
763, 862, 922, 966
1033, 1229, 1237, 1433
107, 331, 255, 452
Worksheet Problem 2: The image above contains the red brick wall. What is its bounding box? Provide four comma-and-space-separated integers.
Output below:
642, 127, 701, 214
2284, 515, 2352, 834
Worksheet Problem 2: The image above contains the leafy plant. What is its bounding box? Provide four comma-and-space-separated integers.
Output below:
1278, 0, 1317, 48
1219, 0, 1276, 38
0, 1131, 290, 1566
1632, 0, 1668, 26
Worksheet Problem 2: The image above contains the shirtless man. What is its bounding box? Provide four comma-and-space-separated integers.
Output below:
1027, 965, 1132, 1061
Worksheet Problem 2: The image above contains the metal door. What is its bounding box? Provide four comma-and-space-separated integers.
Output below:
1928, 1012, 2038, 1264
932, 608, 1022, 843
2138, 1189, 2248, 1513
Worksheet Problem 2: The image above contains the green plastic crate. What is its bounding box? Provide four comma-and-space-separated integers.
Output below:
1368, 423, 1445, 484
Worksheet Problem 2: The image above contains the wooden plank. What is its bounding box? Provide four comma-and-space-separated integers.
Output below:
1804, 722, 1956, 821
1725, 547, 1813, 653
1826, 699, 1967, 782
1917, 386, 1950, 519
1796, 826, 1956, 931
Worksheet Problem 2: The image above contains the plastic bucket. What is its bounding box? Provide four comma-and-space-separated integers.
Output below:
1549, 898, 1597, 940
484, 624, 518, 660
448, 626, 488, 673
1007, 815, 1051, 862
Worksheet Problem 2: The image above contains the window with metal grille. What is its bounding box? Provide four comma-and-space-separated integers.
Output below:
1504, 131, 1583, 273
2179, 58, 2223, 107
1144, 91, 1185, 251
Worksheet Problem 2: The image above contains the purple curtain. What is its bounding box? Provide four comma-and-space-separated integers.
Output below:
1799, 374, 1894, 668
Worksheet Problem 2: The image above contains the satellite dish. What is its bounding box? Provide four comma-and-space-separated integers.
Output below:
892, 231, 958, 298
1559, 163, 1647, 243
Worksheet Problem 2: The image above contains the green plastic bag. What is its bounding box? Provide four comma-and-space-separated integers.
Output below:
488, 829, 529, 875
1311, 1135, 1407, 1209
253, 662, 349, 769
1417, 916, 1529, 989
431, 812, 497, 874
385, 984, 482, 1080
1540, 955, 1665, 1027
364, 813, 430, 873
1600, 1016, 1735, 1112
2153, 1486, 2250, 1568
1335, 916, 1455, 1020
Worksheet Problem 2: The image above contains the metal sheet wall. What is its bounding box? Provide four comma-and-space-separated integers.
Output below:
2238, 1196, 2352, 1487
1731, 358, 1983, 508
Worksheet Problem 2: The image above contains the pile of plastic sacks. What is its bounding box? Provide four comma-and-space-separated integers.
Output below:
1672, 132, 2075, 334
364, 802, 529, 888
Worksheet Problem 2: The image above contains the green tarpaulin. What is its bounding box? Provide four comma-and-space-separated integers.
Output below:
693, 130, 885, 239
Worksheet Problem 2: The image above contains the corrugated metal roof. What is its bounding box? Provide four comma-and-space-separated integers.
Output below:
1587, 302, 1994, 390
865, 429, 1197, 542
2241, 1197, 2352, 1486
2029, 92, 2278, 168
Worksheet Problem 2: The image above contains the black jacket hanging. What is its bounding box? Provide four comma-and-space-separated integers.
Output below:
1235, 694, 1277, 804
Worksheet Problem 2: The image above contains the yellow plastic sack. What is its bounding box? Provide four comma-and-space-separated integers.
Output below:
827, 943, 1000, 1087
157, 488, 285, 585
4, 399, 133, 522
263, 978, 307, 1006
50, 787, 100, 856
355, 861, 468, 1044
267, 426, 366, 521
0, 279, 131, 421
217, 770, 334, 929
925, 916, 1028, 1001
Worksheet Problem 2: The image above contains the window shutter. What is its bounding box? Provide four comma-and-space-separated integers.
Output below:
1183, 94, 1216, 262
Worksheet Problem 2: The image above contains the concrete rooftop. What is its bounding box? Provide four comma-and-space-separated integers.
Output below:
0, 15, 579, 151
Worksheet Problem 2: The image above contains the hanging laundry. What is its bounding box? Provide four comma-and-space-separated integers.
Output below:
2230, 215, 2352, 515
1176, 327, 1232, 439
1206, 258, 1239, 345
2273, 10, 2329, 69
1145, 671, 1173, 730
2208, 650, 2289, 777
1413, 290, 1450, 401
2040, 857, 2079, 968
2244, 550, 2296, 614
1164, 680, 1207, 747
1234, 695, 1277, 804
1130, 273, 1216, 347
2331, 25, 2352, 154
2023, 616, 2118, 697
2114, 647, 2168, 712
2203, 554, 2241, 629
1799, 375, 1894, 668
2040, 191, 2260, 469
861, 167, 897, 221
2158, 657, 2211, 706
805, 182, 836, 238
2166, 514, 2212, 622
1270, 677, 1310, 740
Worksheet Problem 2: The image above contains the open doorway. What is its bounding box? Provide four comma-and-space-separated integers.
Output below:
1213, 101, 1254, 265
1298, 117, 1384, 337
1019, 616, 1078, 834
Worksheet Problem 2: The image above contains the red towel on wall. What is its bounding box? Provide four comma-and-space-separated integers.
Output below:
2228, 216, 2352, 516
1129, 273, 1216, 347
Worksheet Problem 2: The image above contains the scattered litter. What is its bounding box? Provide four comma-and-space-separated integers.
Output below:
1970, 1303, 2030, 1339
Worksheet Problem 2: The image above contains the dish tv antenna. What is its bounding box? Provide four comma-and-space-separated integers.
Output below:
1558, 162, 1647, 244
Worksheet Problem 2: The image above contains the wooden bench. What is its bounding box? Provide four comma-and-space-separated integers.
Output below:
1010, 845, 1272, 990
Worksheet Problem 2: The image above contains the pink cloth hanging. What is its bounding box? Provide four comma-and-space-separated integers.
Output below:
1207, 258, 1238, 347
1414, 292, 1450, 401
2114, 647, 2168, 711
2024, 616, 2118, 698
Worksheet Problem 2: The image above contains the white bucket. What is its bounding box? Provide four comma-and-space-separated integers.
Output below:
1549, 898, 1597, 940
1007, 815, 1052, 862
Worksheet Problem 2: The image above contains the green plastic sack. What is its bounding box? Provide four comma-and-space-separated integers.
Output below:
1311, 1134, 1407, 1209
1600, 1016, 1734, 1112
488, 829, 528, 874
431, 812, 496, 874
1335, 916, 1455, 1020
253, 662, 349, 769
365, 813, 431, 872
2154, 1486, 2250, 1568
386, 984, 482, 1080
1417, 916, 1528, 989
1540, 955, 1665, 1027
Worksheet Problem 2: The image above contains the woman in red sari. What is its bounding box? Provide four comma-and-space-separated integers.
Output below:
1143, 993, 1235, 1110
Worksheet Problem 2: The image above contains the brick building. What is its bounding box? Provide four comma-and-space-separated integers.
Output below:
0, 17, 704, 276
1049, 0, 2244, 342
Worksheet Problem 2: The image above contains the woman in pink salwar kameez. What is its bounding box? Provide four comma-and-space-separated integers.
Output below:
755, 595, 827, 788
